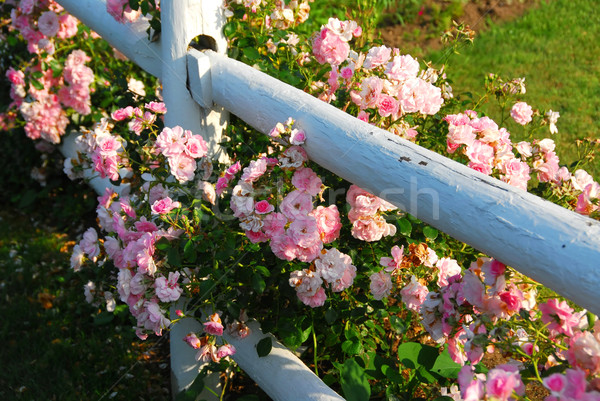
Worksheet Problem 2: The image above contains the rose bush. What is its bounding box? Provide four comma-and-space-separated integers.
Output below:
2, 0, 600, 400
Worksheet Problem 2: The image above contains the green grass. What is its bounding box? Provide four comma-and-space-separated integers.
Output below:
0, 211, 171, 401
427, 0, 600, 178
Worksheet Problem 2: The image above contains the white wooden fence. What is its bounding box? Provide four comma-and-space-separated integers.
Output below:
55, 0, 600, 400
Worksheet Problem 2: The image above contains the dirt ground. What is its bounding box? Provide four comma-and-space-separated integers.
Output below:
379, 0, 541, 51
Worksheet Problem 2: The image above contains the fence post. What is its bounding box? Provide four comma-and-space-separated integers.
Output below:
160, 0, 229, 161
159, 1, 229, 398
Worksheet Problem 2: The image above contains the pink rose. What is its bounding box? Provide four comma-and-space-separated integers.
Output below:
183, 333, 202, 349
351, 215, 389, 242
254, 200, 275, 215
485, 365, 524, 400
539, 298, 580, 338
400, 275, 429, 311
271, 234, 298, 261
241, 158, 268, 183
262, 212, 287, 238
376, 93, 399, 118
313, 28, 350, 66
168, 154, 197, 183
155, 272, 183, 303
151, 196, 181, 215
6, 67, 25, 86
297, 286, 327, 308
57, 14, 79, 39
310, 205, 342, 244
292, 167, 322, 196
510, 101, 533, 125
385, 54, 420, 81
203, 313, 224, 336
380, 245, 404, 272
435, 257, 462, 287
184, 135, 208, 159
363, 45, 392, 70
145, 101, 167, 114
369, 271, 392, 300
280, 190, 313, 219
288, 216, 320, 248
216, 344, 236, 359
458, 365, 485, 401
38, 11, 60, 37
289, 129, 306, 145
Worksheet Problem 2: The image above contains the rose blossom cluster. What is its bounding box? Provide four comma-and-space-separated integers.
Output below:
58, 49, 94, 115
66, 105, 220, 339
347, 47, 445, 119
539, 301, 600, 379
154, 125, 208, 183
64, 118, 127, 181
5, 49, 94, 144
268, 0, 310, 30
311, 19, 445, 122
542, 369, 600, 401
458, 364, 525, 401
9, 0, 78, 54
368, 242, 437, 304
183, 313, 237, 363
106, 0, 161, 24
2, 2, 101, 145
571, 169, 600, 216
312, 17, 361, 66
222, 120, 357, 307
346, 184, 397, 242
445, 110, 531, 190
72, 186, 188, 339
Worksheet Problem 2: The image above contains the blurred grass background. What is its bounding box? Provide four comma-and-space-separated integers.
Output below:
427, 0, 600, 177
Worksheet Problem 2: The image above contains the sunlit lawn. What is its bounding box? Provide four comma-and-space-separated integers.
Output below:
427, 0, 600, 177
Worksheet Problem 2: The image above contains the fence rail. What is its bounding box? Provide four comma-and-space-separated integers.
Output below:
54, 0, 600, 399
188, 48, 600, 316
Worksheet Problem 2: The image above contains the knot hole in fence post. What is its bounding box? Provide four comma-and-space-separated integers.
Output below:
189, 34, 219, 52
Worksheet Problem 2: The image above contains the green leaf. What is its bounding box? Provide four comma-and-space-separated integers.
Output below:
381, 364, 404, 384
398, 218, 412, 236
325, 308, 338, 324
193, 207, 204, 224
167, 247, 181, 266
423, 226, 439, 240
342, 339, 363, 355
251, 273, 266, 294
344, 322, 360, 340
32, 71, 44, 79
30, 79, 44, 91
256, 337, 272, 357
300, 325, 312, 343
183, 240, 197, 263
155, 237, 171, 250
431, 349, 461, 379
242, 47, 260, 61
277, 318, 304, 349
254, 265, 271, 277
340, 358, 371, 401
397, 342, 438, 384
389, 315, 406, 334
